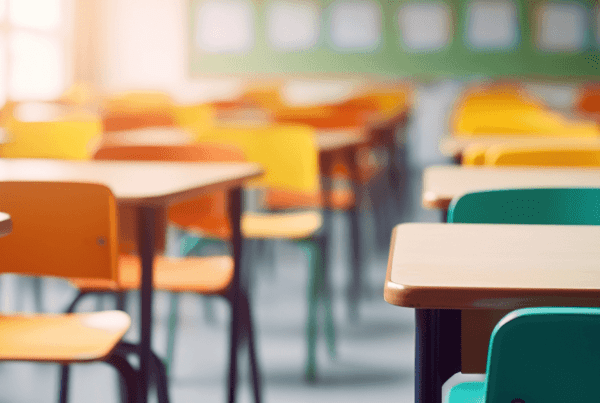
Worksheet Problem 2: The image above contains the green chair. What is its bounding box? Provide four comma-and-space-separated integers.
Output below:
447, 188, 600, 375
448, 188, 600, 225
444, 307, 600, 403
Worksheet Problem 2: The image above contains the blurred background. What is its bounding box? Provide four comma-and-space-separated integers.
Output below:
0, 0, 599, 402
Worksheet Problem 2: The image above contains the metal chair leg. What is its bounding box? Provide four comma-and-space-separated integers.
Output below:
300, 239, 320, 382
227, 295, 241, 403
240, 292, 262, 403
165, 293, 179, 377
58, 290, 94, 403
104, 353, 140, 403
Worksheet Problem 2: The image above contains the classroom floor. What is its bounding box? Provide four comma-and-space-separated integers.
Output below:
0, 166, 442, 403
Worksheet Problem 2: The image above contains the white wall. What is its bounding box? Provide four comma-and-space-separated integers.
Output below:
101, 0, 243, 103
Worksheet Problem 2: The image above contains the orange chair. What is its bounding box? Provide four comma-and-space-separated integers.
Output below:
0, 182, 142, 403
90, 141, 332, 382
576, 84, 600, 120
101, 91, 177, 132
60, 144, 261, 403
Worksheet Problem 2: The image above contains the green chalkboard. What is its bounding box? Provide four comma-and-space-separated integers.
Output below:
188, 0, 600, 80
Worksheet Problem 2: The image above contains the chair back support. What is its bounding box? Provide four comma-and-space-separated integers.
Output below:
196, 124, 320, 196
448, 188, 600, 225
0, 182, 118, 280
485, 308, 600, 403
487, 147, 600, 167
0, 111, 102, 160
101, 91, 176, 132
451, 83, 598, 137
448, 188, 600, 373
93, 144, 245, 240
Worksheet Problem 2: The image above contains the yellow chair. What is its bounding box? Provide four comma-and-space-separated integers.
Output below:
0, 104, 102, 160
452, 83, 599, 137
485, 145, 600, 167
191, 125, 335, 381
462, 144, 489, 166
0, 182, 141, 403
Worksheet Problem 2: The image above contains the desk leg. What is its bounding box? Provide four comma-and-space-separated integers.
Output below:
415, 309, 461, 403
138, 205, 158, 403
347, 146, 363, 321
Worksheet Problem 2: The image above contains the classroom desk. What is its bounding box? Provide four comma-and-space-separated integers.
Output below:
0, 213, 11, 237
0, 158, 262, 403
423, 165, 600, 211
439, 135, 600, 159
384, 222, 600, 403
100, 125, 370, 316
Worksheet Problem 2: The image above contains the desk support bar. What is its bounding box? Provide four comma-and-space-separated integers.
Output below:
138, 205, 158, 403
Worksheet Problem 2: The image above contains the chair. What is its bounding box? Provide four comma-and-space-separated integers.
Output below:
0, 107, 103, 313
0, 104, 102, 160
451, 82, 599, 137
111, 129, 333, 381
444, 307, 600, 403
0, 182, 139, 403
63, 144, 261, 403
447, 188, 600, 374
485, 146, 600, 167
101, 91, 177, 132
163, 130, 334, 381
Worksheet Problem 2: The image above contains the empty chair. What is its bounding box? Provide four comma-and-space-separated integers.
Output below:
444, 307, 600, 403
486, 146, 600, 167
64, 144, 261, 403
0, 104, 102, 160
0, 182, 142, 403
447, 188, 600, 374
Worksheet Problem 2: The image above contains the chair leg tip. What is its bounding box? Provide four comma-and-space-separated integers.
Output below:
304, 370, 317, 383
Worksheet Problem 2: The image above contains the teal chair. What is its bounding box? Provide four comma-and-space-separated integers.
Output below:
444, 307, 600, 403
446, 188, 600, 387
448, 188, 600, 225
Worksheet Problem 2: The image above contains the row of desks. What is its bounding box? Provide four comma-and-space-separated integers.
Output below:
386, 164, 600, 403
0, 158, 263, 403
0, 85, 411, 402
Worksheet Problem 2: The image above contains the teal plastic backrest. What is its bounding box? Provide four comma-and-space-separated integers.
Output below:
447, 188, 600, 225
486, 307, 600, 403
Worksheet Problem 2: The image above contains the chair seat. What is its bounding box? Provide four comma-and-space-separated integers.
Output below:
444, 381, 485, 403
242, 211, 322, 240
72, 255, 234, 295
0, 311, 130, 363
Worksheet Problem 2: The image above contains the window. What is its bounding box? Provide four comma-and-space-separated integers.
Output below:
399, 3, 451, 52
466, 1, 518, 50
536, 3, 587, 52
267, 0, 319, 51
0, 0, 71, 104
195, 0, 254, 54
329, 0, 381, 52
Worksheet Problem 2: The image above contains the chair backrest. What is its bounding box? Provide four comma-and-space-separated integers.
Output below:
0, 105, 102, 160
448, 188, 600, 225
486, 147, 600, 167
101, 91, 176, 132
576, 84, 600, 119
196, 123, 320, 195
0, 182, 118, 280
93, 144, 246, 241
484, 307, 600, 403
451, 83, 599, 137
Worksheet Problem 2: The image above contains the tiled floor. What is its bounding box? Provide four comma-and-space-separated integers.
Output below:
0, 167, 439, 403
